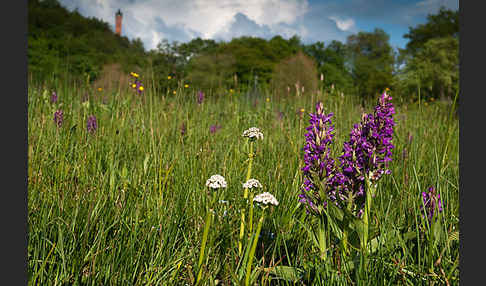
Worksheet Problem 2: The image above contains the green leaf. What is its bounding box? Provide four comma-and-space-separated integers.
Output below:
70, 124, 77, 133
370, 236, 380, 254
99, 103, 110, 112
326, 213, 343, 240
296, 219, 320, 250
121, 166, 128, 179
369, 229, 402, 254
347, 228, 361, 251
403, 231, 417, 242
265, 266, 304, 282
109, 168, 116, 192
236, 236, 252, 280
432, 220, 442, 245
143, 154, 150, 175
326, 200, 344, 221
352, 218, 366, 243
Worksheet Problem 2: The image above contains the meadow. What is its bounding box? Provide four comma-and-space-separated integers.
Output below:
27, 76, 459, 285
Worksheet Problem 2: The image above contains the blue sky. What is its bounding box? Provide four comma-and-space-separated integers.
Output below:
58, 0, 458, 51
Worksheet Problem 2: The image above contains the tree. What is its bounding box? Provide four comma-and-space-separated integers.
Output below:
268, 35, 295, 60
303, 41, 326, 67
319, 62, 354, 92
346, 28, 395, 99
177, 38, 218, 60
186, 52, 236, 91
398, 7, 459, 100
221, 37, 275, 86
304, 40, 354, 92
401, 36, 458, 100
403, 7, 458, 56
28, 0, 148, 84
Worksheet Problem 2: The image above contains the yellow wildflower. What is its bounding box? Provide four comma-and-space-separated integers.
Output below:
132, 83, 136, 89
168, 76, 172, 80
184, 84, 189, 88
300, 108, 305, 113
266, 98, 270, 102
139, 86, 144, 91
98, 87, 102, 92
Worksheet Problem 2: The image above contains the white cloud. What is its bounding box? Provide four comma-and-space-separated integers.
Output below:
150, 0, 310, 40
328, 16, 355, 32
57, 0, 455, 50
59, 0, 310, 50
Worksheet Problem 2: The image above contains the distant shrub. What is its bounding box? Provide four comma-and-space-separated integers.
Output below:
271, 51, 318, 97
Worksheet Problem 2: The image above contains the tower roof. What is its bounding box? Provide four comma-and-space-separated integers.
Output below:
116, 9, 122, 16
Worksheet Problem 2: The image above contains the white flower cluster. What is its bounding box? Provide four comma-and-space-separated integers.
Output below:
242, 127, 264, 140
242, 178, 263, 189
253, 192, 279, 206
205, 174, 227, 189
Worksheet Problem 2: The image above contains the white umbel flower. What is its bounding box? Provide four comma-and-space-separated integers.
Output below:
253, 192, 279, 206
243, 178, 263, 189
242, 127, 264, 140
205, 174, 227, 189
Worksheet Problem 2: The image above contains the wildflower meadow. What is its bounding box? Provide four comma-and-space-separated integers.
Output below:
27, 72, 459, 285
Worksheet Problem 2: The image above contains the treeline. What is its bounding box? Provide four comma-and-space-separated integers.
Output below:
28, 0, 146, 84
28, 0, 458, 101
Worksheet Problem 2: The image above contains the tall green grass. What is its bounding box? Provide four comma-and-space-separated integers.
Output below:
28, 79, 459, 285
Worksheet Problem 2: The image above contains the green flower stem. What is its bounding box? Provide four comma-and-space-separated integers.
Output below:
245, 208, 265, 286
342, 227, 349, 259
238, 210, 245, 256
362, 177, 375, 259
196, 196, 216, 285
318, 216, 327, 261
248, 192, 254, 234
239, 141, 254, 255
244, 141, 254, 198
428, 218, 437, 271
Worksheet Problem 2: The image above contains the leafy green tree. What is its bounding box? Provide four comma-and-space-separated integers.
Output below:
323, 40, 348, 71
319, 62, 354, 93
186, 52, 236, 92
302, 40, 354, 92
303, 41, 326, 67
403, 7, 458, 56
28, 36, 62, 78
397, 7, 459, 100
346, 28, 395, 99
268, 35, 295, 60
287, 35, 303, 54
149, 41, 180, 91
220, 37, 276, 87
28, 0, 148, 84
400, 36, 458, 100
177, 38, 219, 60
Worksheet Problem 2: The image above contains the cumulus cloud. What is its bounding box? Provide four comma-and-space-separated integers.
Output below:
328, 16, 356, 32
57, 0, 458, 50
59, 0, 310, 50
213, 12, 272, 40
